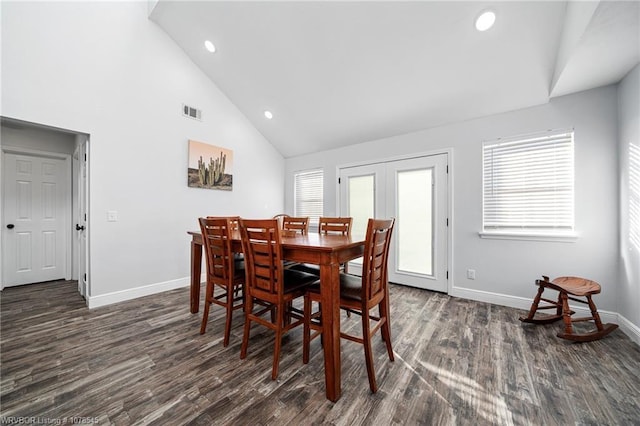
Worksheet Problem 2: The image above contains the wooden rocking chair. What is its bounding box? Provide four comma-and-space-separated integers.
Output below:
519, 275, 618, 342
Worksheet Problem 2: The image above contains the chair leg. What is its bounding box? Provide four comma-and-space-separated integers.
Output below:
223, 287, 234, 347
200, 282, 214, 335
242, 287, 249, 314
272, 304, 283, 380
240, 297, 253, 360
303, 295, 311, 364
284, 301, 293, 326
560, 292, 574, 336
362, 309, 378, 393
379, 302, 394, 361
586, 295, 605, 331
555, 290, 563, 317
522, 285, 545, 321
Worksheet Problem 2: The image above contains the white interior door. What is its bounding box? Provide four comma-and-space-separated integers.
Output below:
74, 140, 89, 296
3, 152, 69, 286
339, 153, 448, 292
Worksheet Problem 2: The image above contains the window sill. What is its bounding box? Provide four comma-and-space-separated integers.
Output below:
478, 231, 579, 243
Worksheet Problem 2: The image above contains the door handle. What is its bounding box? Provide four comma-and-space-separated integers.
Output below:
76, 224, 85, 231
6, 224, 14, 229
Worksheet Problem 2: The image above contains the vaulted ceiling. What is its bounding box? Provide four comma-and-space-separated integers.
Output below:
149, 1, 639, 158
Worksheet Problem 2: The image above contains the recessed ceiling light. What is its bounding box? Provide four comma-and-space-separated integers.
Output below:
204, 40, 216, 53
264, 110, 273, 120
475, 10, 496, 32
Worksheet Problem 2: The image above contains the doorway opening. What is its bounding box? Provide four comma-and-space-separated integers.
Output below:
1, 117, 89, 300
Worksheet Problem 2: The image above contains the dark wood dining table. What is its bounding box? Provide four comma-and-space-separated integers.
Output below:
187, 230, 366, 402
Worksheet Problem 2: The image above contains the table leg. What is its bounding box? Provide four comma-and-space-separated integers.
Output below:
190, 240, 202, 313
320, 261, 341, 402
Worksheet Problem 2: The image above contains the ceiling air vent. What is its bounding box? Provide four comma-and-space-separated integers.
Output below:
182, 104, 202, 121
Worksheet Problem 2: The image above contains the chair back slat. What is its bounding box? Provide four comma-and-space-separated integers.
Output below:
319, 217, 352, 235
361, 218, 395, 304
239, 219, 284, 299
282, 216, 310, 235
199, 217, 235, 286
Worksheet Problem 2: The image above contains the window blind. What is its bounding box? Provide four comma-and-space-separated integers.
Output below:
294, 169, 323, 226
483, 131, 574, 233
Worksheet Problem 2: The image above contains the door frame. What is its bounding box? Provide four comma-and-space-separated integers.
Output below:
72, 137, 90, 297
336, 148, 454, 293
1, 146, 73, 288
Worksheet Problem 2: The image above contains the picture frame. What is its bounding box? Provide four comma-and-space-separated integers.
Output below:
187, 140, 233, 191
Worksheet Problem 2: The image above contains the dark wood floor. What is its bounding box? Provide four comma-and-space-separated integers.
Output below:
1, 280, 639, 425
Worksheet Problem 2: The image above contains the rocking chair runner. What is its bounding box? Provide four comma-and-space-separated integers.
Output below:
519, 275, 618, 342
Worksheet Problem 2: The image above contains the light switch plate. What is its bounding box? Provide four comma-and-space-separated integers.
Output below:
107, 210, 118, 222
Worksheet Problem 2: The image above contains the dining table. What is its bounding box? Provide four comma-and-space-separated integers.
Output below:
187, 229, 366, 402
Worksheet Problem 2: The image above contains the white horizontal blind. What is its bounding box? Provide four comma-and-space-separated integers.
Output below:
483, 130, 574, 233
294, 169, 323, 226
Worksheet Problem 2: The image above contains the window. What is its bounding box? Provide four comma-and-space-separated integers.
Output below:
294, 169, 323, 227
482, 130, 575, 239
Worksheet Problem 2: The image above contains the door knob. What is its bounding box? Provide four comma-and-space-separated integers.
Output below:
6, 224, 14, 229
76, 224, 85, 231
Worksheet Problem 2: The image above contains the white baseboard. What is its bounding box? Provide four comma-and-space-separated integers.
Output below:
617, 314, 640, 346
450, 284, 636, 344
450, 285, 535, 312
86, 276, 192, 309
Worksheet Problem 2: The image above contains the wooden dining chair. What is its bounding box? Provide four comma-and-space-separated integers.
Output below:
318, 217, 352, 236
198, 217, 245, 347
272, 213, 290, 230
281, 216, 310, 235
291, 216, 353, 275
303, 218, 395, 393
238, 218, 319, 380
216, 215, 243, 260
280, 216, 310, 270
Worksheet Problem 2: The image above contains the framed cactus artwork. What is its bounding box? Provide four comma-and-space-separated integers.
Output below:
187, 140, 233, 190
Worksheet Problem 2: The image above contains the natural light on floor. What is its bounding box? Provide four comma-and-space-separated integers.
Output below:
419, 360, 520, 425
394, 350, 521, 426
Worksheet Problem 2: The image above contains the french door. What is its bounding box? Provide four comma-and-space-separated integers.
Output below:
339, 153, 448, 292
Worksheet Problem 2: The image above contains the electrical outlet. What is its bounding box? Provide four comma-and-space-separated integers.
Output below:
107, 210, 118, 222
467, 269, 476, 280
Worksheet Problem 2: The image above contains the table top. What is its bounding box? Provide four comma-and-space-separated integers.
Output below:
189, 230, 365, 252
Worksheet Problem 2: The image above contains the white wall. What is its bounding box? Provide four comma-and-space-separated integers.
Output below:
1, 2, 285, 305
618, 64, 640, 330
0, 125, 76, 155
286, 86, 620, 314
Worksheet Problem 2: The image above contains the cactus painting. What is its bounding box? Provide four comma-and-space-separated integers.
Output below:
187, 140, 233, 190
